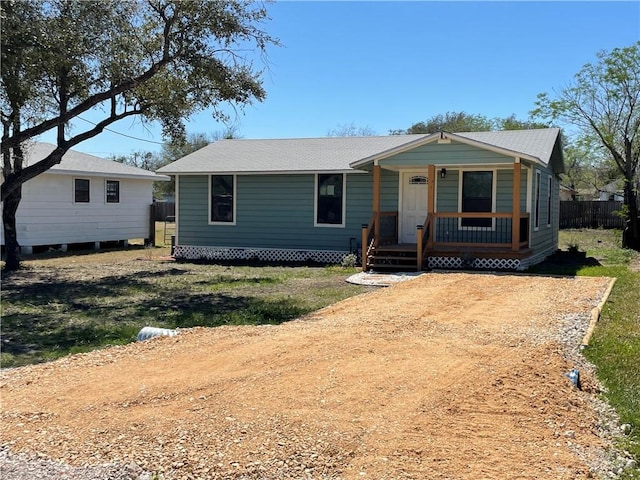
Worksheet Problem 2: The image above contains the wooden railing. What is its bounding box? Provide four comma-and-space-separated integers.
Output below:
361, 211, 398, 271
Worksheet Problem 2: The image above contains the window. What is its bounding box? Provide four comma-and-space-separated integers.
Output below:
210, 175, 235, 223
547, 176, 552, 227
316, 174, 345, 226
534, 171, 541, 230
74, 178, 90, 203
106, 180, 120, 203
461, 171, 493, 228
409, 175, 427, 185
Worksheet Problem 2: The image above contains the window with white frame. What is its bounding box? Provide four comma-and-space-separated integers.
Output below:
74, 178, 90, 203
106, 180, 120, 203
461, 170, 493, 228
210, 175, 235, 224
315, 173, 345, 226
547, 176, 552, 227
534, 171, 541, 230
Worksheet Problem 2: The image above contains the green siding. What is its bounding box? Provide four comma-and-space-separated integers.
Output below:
178, 173, 372, 251
529, 167, 558, 254
379, 140, 515, 168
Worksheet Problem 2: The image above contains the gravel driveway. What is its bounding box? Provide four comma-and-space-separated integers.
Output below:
1, 272, 626, 479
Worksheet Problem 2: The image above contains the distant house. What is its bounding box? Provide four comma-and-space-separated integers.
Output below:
1, 142, 169, 254
158, 128, 564, 271
559, 184, 578, 201
596, 181, 624, 202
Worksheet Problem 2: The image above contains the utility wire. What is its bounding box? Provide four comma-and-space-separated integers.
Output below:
77, 115, 165, 145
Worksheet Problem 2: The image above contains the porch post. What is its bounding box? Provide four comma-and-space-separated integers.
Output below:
373, 164, 381, 242
512, 160, 521, 251
427, 164, 436, 248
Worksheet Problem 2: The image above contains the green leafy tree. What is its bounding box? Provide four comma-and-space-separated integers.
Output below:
1, 0, 277, 270
532, 42, 640, 249
390, 111, 494, 135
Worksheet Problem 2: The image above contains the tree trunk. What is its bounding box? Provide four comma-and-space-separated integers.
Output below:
2, 183, 22, 270
622, 181, 640, 251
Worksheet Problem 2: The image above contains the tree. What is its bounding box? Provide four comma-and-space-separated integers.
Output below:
532, 42, 640, 249
390, 111, 494, 135
326, 122, 377, 137
1, 0, 277, 270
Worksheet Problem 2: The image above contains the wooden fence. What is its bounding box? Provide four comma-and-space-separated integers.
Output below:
560, 201, 625, 229
152, 201, 175, 221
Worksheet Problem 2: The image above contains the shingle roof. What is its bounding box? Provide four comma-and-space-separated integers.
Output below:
157, 128, 562, 174
22, 142, 168, 180
157, 135, 431, 174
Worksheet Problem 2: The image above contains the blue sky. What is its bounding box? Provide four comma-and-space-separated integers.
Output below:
41, 1, 640, 157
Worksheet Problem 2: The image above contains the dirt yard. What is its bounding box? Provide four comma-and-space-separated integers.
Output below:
0, 272, 617, 479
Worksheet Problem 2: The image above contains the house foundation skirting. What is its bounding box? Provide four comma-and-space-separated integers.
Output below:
173, 245, 350, 265
428, 256, 523, 271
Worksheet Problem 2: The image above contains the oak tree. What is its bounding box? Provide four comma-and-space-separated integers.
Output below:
1, 0, 277, 269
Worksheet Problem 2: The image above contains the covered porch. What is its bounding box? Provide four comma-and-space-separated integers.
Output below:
361, 163, 532, 271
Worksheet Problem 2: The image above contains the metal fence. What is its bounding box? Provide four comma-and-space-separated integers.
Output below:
559, 201, 625, 229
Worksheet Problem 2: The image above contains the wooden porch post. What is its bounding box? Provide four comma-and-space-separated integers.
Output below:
373, 164, 381, 242
511, 160, 521, 251
427, 164, 436, 248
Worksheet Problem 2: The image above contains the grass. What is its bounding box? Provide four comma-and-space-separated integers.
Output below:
530, 229, 640, 478
2, 227, 638, 475
1, 246, 370, 367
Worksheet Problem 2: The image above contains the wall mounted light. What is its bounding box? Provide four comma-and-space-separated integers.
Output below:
440, 168, 447, 179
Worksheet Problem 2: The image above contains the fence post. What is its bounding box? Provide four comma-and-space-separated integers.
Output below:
148, 203, 156, 246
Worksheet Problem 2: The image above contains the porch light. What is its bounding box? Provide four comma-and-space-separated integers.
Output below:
440, 168, 447, 179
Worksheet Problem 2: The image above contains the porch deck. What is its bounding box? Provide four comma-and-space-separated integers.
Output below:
367, 243, 533, 272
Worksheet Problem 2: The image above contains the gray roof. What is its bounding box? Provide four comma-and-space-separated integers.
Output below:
157, 128, 562, 174
23, 142, 169, 180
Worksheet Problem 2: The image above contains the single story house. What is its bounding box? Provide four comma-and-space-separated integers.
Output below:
1, 142, 169, 254
157, 128, 564, 271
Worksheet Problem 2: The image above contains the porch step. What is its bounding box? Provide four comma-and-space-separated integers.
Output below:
367, 245, 419, 272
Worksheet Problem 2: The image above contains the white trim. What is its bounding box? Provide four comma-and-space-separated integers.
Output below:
546, 175, 552, 228
457, 168, 497, 231
314, 173, 346, 228
208, 174, 237, 226
73, 177, 91, 204
534, 170, 541, 231
159, 169, 367, 176
174, 174, 180, 245
350, 132, 544, 169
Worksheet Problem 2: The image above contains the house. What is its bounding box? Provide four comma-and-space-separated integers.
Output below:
1, 142, 169, 254
157, 128, 564, 271
559, 184, 578, 201
596, 180, 624, 202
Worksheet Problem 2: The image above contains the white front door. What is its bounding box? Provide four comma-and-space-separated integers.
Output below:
400, 171, 428, 244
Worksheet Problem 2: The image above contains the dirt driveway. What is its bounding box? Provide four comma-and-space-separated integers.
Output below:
1, 272, 614, 479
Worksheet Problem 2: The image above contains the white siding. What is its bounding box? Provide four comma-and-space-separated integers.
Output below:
1, 173, 154, 247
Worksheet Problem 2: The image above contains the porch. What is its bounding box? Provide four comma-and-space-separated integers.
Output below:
361, 163, 532, 272
361, 211, 532, 271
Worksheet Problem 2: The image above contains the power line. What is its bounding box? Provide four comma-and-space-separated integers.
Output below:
77, 115, 165, 145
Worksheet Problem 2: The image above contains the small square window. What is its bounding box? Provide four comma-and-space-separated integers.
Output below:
74, 179, 90, 203
106, 180, 120, 203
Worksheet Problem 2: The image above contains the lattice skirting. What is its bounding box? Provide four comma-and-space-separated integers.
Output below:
428, 256, 522, 271
174, 245, 349, 265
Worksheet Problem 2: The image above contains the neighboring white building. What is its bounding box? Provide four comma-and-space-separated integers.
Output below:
1, 142, 169, 254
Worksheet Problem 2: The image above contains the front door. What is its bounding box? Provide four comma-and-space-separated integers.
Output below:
400, 171, 428, 244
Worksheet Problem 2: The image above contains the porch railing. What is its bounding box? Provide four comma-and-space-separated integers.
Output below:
425, 212, 530, 248
361, 211, 398, 270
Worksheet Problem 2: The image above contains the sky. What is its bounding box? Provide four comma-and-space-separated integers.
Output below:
38, 1, 640, 158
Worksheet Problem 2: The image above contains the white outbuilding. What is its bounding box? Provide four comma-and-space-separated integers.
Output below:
1, 142, 169, 254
